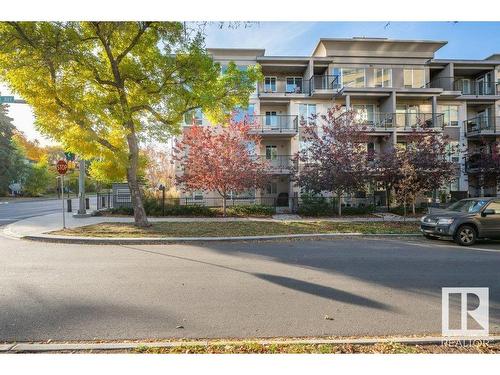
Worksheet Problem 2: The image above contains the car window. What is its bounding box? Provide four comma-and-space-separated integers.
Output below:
447, 200, 488, 213
486, 201, 500, 214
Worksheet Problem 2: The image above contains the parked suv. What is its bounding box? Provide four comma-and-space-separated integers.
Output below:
420, 197, 500, 246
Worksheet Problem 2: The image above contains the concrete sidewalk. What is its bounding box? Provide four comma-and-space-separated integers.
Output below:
3, 211, 420, 240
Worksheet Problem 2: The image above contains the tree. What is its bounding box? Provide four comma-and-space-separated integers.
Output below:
0, 104, 30, 195
0, 22, 261, 226
143, 145, 175, 193
23, 157, 52, 196
466, 139, 500, 196
373, 146, 402, 212
174, 120, 268, 216
292, 106, 370, 216
373, 126, 456, 214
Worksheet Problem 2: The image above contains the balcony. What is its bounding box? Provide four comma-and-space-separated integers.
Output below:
453, 80, 499, 96
257, 78, 308, 97
354, 112, 444, 130
465, 156, 500, 173
260, 155, 295, 174
308, 75, 340, 93
249, 115, 298, 136
394, 112, 444, 130
353, 112, 397, 131
465, 116, 499, 137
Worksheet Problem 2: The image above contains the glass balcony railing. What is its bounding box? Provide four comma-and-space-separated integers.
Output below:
453, 80, 499, 95
260, 155, 296, 173
465, 116, 499, 136
249, 115, 298, 134
308, 75, 340, 93
354, 112, 444, 130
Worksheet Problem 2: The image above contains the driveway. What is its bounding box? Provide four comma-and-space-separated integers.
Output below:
0, 235, 499, 341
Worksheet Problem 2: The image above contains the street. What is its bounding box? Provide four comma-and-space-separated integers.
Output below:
0, 197, 95, 225
1, 232, 499, 341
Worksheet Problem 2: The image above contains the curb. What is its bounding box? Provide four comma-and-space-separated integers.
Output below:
2, 336, 499, 352
22, 232, 422, 245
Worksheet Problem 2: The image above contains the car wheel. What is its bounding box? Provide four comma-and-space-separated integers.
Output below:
454, 225, 477, 246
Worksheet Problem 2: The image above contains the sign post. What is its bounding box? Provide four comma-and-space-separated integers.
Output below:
56, 160, 68, 228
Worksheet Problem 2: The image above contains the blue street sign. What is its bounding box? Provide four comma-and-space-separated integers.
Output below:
0, 96, 15, 104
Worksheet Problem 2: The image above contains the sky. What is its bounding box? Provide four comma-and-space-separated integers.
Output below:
2, 21, 500, 146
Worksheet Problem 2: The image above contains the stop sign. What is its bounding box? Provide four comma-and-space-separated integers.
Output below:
56, 160, 68, 175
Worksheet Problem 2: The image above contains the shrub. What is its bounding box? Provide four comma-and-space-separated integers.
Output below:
297, 194, 374, 216
297, 194, 334, 216
224, 204, 275, 217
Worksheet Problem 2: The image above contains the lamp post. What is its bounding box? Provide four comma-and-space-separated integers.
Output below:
159, 184, 166, 216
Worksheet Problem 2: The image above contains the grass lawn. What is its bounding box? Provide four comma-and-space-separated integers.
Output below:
50, 220, 420, 238
132, 341, 499, 354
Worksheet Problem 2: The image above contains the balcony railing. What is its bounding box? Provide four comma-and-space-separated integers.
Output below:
394, 112, 444, 129
260, 155, 295, 173
465, 116, 499, 136
453, 80, 499, 95
258, 78, 308, 95
465, 157, 500, 173
249, 115, 298, 134
308, 75, 340, 93
425, 76, 455, 90
353, 112, 398, 130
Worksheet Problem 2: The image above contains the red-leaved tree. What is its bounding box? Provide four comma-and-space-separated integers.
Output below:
292, 106, 370, 216
374, 125, 456, 215
174, 120, 268, 215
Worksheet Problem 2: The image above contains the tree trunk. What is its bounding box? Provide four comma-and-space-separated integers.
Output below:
412, 199, 416, 215
385, 186, 390, 212
403, 201, 407, 221
337, 192, 342, 216
222, 195, 227, 217
126, 132, 150, 227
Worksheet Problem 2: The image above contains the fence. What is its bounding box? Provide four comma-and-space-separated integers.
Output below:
96, 192, 390, 214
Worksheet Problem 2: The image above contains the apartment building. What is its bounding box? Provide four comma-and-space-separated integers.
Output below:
177, 38, 500, 208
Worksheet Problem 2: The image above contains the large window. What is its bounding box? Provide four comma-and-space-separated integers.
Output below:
403, 69, 425, 88
298, 104, 316, 125
264, 76, 277, 92
374, 68, 392, 87
286, 77, 303, 93
353, 104, 375, 125
340, 68, 365, 88
439, 105, 459, 127
184, 108, 203, 125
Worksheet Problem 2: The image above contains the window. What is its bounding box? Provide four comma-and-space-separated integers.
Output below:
339, 68, 365, 88
265, 145, 278, 160
298, 104, 316, 125
486, 201, 500, 214
374, 68, 392, 87
184, 108, 203, 125
403, 69, 425, 88
266, 182, 278, 195
353, 104, 375, 124
191, 191, 204, 201
265, 111, 278, 127
445, 142, 460, 163
264, 77, 277, 92
439, 105, 459, 126
286, 77, 303, 93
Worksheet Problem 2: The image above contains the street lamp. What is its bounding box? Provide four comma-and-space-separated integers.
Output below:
158, 184, 166, 216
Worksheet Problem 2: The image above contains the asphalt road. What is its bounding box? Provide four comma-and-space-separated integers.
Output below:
0, 197, 95, 225
0, 234, 499, 341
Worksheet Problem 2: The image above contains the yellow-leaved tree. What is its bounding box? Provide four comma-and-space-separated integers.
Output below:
0, 22, 261, 226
